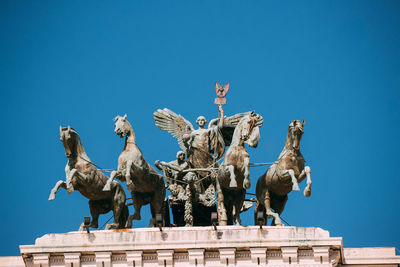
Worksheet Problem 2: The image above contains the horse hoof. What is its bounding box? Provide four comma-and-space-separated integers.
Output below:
243, 180, 251, 189
127, 182, 135, 191
48, 193, 56, 201
304, 188, 311, 197
292, 184, 300, 191
89, 223, 98, 229
105, 224, 117, 230
126, 221, 133, 228
103, 183, 111, 191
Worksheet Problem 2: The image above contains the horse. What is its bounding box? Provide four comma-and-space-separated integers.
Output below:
216, 112, 262, 225
254, 120, 312, 226
48, 126, 128, 230
103, 114, 166, 227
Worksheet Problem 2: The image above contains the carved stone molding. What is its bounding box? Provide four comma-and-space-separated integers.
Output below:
33, 253, 50, 267
157, 250, 173, 267
95, 252, 111, 267
64, 252, 80, 267
281, 246, 298, 263
126, 251, 142, 267
219, 248, 236, 265
188, 249, 205, 265
250, 247, 267, 264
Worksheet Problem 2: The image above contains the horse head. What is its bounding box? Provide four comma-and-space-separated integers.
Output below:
59, 126, 78, 158
239, 113, 261, 148
288, 120, 305, 150
113, 114, 131, 138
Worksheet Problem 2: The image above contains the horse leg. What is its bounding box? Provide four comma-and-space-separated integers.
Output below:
300, 166, 312, 197
226, 202, 233, 225
149, 190, 164, 227
271, 195, 288, 226
233, 190, 245, 225
65, 169, 77, 193
103, 170, 117, 191
282, 169, 300, 191
106, 183, 126, 230
254, 201, 260, 225
126, 192, 142, 228
88, 200, 101, 229
264, 191, 283, 226
227, 165, 237, 187
254, 201, 267, 226
243, 156, 251, 189
48, 180, 67, 201
125, 160, 135, 191
215, 178, 228, 226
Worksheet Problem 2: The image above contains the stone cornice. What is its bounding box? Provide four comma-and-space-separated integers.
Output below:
17, 226, 400, 267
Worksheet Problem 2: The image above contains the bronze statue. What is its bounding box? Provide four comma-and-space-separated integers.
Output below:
48, 126, 128, 230
255, 120, 312, 226
103, 115, 166, 227
216, 112, 263, 225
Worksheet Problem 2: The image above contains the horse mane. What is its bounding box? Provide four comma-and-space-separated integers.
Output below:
68, 128, 90, 161
230, 115, 259, 147
230, 116, 247, 146
246, 125, 260, 148
279, 121, 300, 159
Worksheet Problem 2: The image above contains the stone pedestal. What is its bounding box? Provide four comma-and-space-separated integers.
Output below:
16, 226, 400, 267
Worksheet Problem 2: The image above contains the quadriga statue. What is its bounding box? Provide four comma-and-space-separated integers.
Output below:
103, 115, 166, 227
255, 120, 312, 226
48, 126, 128, 230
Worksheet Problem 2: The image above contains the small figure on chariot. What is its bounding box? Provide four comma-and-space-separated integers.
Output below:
156, 151, 205, 226
155, 151, 191, 205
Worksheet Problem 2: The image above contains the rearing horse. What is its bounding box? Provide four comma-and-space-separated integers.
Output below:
48, 126, 128, 230
255, 120, 311, 226
103, 114, 166, 227
216, 112, 262, 225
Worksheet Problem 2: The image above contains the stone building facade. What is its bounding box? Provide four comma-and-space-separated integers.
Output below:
0, 226, 399, 267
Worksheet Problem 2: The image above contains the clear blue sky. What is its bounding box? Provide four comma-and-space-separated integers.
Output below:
1, 0, 399, 256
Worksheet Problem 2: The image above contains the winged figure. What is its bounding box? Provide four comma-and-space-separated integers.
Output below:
153, 108, 264, 176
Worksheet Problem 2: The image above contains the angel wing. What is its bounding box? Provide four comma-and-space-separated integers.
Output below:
225, 111, 263, 127
208, 111, 264, 129
208, 111, 264, 146
153, 108, 194, 151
